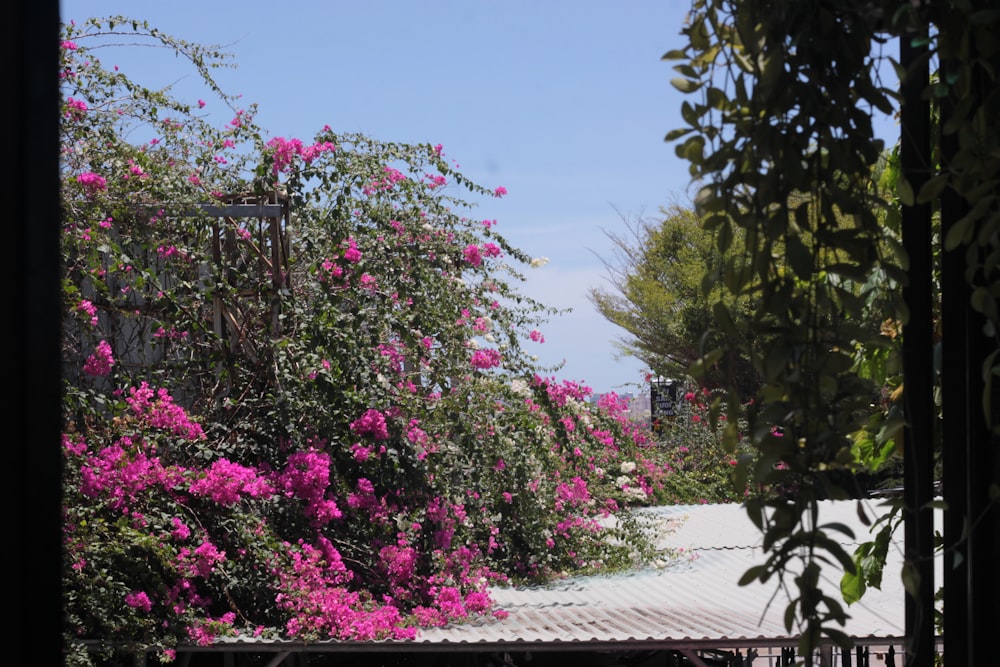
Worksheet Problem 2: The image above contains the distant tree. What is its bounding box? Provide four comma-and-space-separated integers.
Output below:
589, 204, 758, 393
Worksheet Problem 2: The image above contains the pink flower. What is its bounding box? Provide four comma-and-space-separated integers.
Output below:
188, 459, 275, 505
77, 299, 98, 326
64, 97, 87, 119
76, 171, 107, 194
170, 517, 191, 541
350, 409, 390, 440
493, 186, 508, 197
125, 382, 205, 440
343, 237, 362, 262
351, 442, 372, 462
124, 590, 153, 612
82, 340, 115, 377
470, 349, 502, 370
463, 244, 483, 267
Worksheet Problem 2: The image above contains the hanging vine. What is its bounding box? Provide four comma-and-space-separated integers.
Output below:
667, 0, 998, 662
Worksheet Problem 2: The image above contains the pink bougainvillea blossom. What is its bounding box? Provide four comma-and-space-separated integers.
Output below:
343, 237, 362, 262
76, 299, 98, 325
266, 136, 336, 174
125, 382, 205, 440
350, 409, 390, 440
469, 348, 502, 370
124, 590, 153, 612
76, 171, 107, 194
82, 339, 115, 377
462, 244, 482, 267
188, 459, 275, 505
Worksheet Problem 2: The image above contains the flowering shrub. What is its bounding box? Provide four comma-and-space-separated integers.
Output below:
59, 17, 679, 664
649, 384, 757, 504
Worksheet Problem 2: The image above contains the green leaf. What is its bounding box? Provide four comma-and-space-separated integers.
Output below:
916, 173, 949, 204
712, 302, 736, 336
897, 176, 915, 207
706, 86, 728, 110
783, 601, 797, 633
683, 135, 706, 161
944, 212, 975, 251
739, 564, 767, 586
901, 561, 921, 600
970, 286, 999, 322
670, 77, 701, 93
946, 196, 994, 250
841, 552, 867, 604
665, 127, 692, 142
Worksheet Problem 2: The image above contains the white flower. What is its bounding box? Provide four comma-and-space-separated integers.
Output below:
529, 256, 550, 268
619, 461, 636, 474
624, 486, 648, 501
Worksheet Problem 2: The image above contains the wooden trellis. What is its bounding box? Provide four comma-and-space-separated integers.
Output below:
199, 190, 290, 353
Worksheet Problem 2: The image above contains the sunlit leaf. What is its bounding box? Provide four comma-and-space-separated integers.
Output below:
897, 176, 915, 207
671, 77, 701, 93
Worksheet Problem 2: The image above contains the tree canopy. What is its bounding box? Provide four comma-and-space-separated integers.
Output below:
590, 204, 758, 393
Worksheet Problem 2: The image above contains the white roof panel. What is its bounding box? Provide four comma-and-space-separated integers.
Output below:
211, 499, 926, 654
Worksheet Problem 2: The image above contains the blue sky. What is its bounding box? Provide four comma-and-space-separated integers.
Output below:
59, 1, 722, 394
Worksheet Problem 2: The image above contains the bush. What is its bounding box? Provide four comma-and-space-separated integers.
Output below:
649, 384, 754, 504
59, 17, 683, 664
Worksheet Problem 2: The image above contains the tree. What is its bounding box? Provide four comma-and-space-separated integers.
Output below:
590, 204, 758, 393
59, 17, 683, 665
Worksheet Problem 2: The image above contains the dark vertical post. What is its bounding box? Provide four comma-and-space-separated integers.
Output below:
953, 45, 1000, 667
938, 54, 970, 667
10, 0, 64, 663
899, 28, 935, 667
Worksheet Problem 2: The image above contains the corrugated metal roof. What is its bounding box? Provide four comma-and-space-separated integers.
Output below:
211, 498, 929, 654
